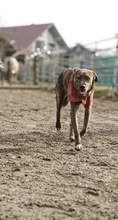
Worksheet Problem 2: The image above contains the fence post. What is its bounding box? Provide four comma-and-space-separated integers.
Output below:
33, 56, 38, 85
113, 37, 118, 85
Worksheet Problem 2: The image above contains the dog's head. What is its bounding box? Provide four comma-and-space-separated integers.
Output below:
70, 68, 98, 95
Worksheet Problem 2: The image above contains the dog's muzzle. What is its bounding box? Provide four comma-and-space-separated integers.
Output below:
79, 84, 86, 92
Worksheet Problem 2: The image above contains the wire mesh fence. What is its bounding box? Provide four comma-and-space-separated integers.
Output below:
1, 36, 118, 97
18, 52, 118, 88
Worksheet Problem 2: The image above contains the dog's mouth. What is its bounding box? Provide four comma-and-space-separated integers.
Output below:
77, 85, 89, 96
79, 91, 87, 96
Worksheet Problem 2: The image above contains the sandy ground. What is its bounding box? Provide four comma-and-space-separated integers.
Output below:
0, 89, 117, 220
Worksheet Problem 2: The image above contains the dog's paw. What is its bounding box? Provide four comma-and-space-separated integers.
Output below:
75, 144, 83, 151
80, 130, 86, 137
70, 136, 75, 142
56, 122, 61, 131
57, 128, 60, 131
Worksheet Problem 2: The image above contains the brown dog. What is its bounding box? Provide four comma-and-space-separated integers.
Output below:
55, 68, 98, 150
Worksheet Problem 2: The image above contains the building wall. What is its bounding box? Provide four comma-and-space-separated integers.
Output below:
27, 29, 65, 54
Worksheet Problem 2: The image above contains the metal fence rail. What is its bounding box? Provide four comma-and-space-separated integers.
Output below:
18, 55, 118, 87
1, 36, 118, 95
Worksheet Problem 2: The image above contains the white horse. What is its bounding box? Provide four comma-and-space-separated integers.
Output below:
0, 59, 4, 71
3, 56, 20, 84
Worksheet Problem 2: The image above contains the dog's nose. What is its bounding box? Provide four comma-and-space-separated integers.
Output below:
80, 85, 86, 91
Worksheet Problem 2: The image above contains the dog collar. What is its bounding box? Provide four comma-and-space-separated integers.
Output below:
67, 83, 91, 108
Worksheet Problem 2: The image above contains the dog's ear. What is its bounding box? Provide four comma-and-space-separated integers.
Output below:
93, 71, 98, 82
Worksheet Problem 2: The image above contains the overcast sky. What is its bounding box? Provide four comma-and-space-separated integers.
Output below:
0, 0, 118, 47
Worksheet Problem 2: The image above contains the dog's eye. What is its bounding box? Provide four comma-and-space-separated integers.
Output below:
76, 75, 82, 80
85, 76, 90, 81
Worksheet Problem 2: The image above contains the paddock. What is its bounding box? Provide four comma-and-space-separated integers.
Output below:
0, 89, 117, 220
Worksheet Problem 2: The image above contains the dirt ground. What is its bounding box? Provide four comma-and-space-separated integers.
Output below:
0, 89, 117, 220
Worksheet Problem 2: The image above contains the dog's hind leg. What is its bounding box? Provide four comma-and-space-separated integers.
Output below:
55, 86, 68, 131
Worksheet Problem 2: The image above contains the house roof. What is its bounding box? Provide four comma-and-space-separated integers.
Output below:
0, 23, 68, 50
65, 43, 91, 55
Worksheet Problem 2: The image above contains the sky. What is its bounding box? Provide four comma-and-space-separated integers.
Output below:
0, 0, 118, 47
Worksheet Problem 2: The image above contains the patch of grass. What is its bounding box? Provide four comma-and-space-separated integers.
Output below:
94, 86, 108, 98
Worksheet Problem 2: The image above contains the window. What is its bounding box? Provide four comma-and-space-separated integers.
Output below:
36, 41, 44, 50
48, 43, 55, 50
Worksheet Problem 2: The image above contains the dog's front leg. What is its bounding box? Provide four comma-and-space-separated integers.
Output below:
80, 106, 92, 137
80, 94, 94, 137
70, 103, 82, 150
